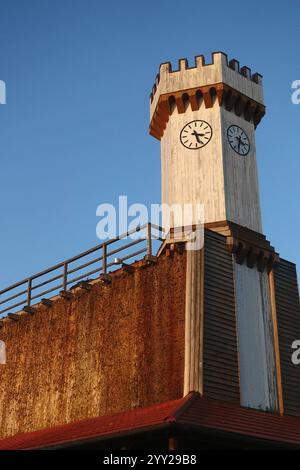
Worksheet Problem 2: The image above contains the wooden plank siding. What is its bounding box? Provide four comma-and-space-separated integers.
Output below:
203, 230, 240, 403
274, 260, 300, 416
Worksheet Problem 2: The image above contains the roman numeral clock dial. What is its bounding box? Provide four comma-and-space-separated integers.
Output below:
180, 120, 212, 149
227, 125, 250, 156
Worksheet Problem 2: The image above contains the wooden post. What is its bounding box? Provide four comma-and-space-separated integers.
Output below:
63, 263, 68, 291
269, 269, 284, 415
147, 223, 152, 257
27, 279, 32, 306
184, 247, 204, 395
103, 244, 107, 274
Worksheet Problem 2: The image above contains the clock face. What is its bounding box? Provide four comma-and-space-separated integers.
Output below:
227, 125, 250, 156
180, 120, 212, 150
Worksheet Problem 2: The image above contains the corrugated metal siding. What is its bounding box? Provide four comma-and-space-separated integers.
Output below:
274, 259, 300, 416
203, 230, 240, 403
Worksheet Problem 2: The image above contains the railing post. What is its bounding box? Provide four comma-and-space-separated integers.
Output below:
27, 279, 32, 306
103, 244, 107, 274
63, 263, 68, 291
147, 223, 152, 257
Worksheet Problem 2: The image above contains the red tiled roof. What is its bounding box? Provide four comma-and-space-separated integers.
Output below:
179, 394, 300, 445
1, 393, 300, 449
0, 395, 189, 450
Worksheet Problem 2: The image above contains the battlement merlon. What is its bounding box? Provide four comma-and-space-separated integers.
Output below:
149, 52, 264, 127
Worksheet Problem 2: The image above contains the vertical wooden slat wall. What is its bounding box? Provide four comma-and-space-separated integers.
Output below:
203, 230, 240, 403
274, 259, 300, 416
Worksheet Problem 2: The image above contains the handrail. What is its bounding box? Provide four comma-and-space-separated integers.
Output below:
0, 223, 163, 318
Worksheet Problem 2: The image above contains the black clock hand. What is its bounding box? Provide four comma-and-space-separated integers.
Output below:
191, 131, 205, 144
237, 136, 242, 152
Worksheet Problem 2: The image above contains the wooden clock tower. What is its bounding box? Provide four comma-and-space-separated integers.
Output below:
150, 52, 264, 231
149, 52, 284, 412
1, 51, 300, 450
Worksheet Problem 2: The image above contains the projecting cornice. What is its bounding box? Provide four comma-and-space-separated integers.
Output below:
149, 83, 265, 140
149, 52, 265, 140
207, 221, 279, 273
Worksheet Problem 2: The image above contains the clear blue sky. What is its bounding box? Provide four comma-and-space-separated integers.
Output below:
0, 0, 299, 288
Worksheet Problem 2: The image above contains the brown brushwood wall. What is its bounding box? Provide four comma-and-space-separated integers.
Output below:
0, 251, 186, 439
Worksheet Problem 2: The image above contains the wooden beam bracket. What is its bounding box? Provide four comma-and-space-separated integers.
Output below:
99, 274, 112, 284
41, 298, 53, 307
7, 313, 21, 321
210, 221, 279, 273
23, 306, 35, 315
77, 281, 92, 291
59, 290, 72, 300
144, 254, 158, 265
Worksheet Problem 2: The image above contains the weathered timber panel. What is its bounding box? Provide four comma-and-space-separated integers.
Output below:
0, 251, 186, 439
203, 230, 240, 403
274, 260, 300, 416
235, 264, 278, 411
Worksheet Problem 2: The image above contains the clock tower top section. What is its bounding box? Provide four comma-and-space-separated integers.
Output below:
149, 51, 265, 140
149, 51, 265, 233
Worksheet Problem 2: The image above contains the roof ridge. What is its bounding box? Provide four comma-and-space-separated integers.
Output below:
164, 391, 201, 423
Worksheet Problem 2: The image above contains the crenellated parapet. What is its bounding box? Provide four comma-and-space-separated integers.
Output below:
149, 52, 265, 140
